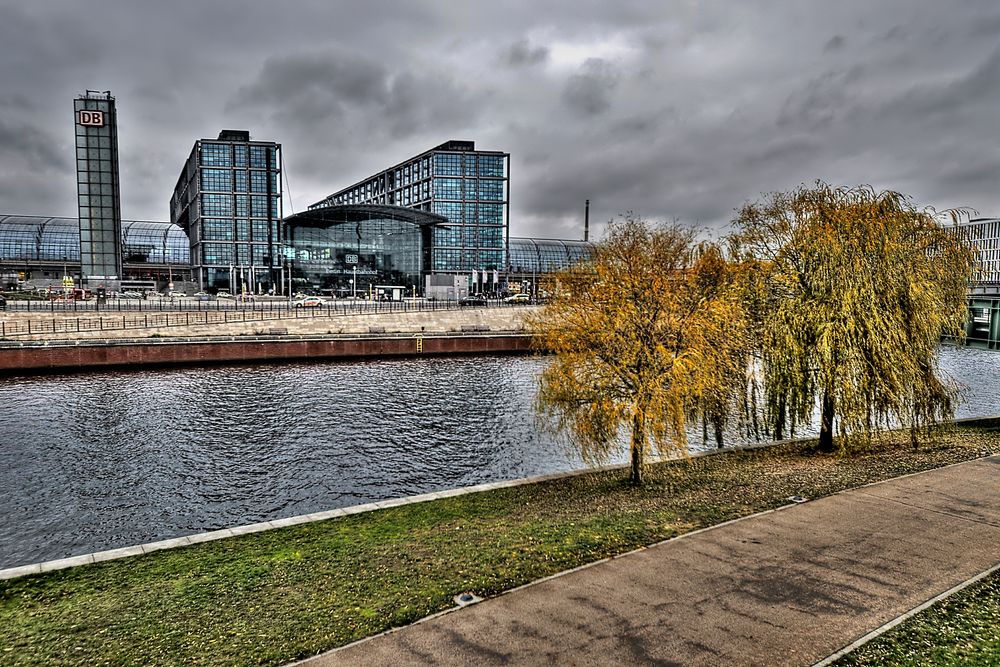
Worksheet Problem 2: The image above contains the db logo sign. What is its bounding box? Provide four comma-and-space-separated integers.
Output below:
77, 110, 105, 127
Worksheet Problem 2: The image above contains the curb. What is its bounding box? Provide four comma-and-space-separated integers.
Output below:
812, 562, 1000, 666
2, 420, 997, 581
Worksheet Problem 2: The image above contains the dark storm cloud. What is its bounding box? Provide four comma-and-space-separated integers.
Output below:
502, 39, 550, 67
562, 59, 619, 116
776, 66, 866, 131
229, 48, 481, 142
3, 0, 1000, 238
0, 98, 67, 172
824, 35, 846, 52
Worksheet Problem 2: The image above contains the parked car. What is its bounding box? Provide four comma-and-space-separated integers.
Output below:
216, 291, 233, 299
459, 294, 488, 307
294, 296, 325, 308
504, 293, 531, 304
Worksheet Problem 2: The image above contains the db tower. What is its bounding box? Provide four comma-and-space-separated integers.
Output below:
74, 90, 123, 289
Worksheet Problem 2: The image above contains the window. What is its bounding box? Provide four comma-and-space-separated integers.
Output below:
479, 204, 503, 225
433, 201, 463, 222
202, 243, 233, 264
479, 155, 504, 177
249, 145, 273, 169
202, 194, 232, 216
234, 171, 248, 192
479, 179, 504, 201
250, 171, 268, 193
251, 196, 268, 217
433, 154, 462, 176
252, 220, 269, 241
235, 195, 249, 217
234, 145, 247, 168
203, 218, 233, 241
434, 178, 463, 199
201, 143, 231, 167
201, 169, 231, 191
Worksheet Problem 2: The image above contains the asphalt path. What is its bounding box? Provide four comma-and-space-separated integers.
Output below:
297, 456, 1000, 666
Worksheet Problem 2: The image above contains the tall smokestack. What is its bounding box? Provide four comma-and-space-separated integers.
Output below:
584, 199, 590, 242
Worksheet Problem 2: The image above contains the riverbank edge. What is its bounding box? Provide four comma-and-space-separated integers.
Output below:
0, 331, 535, 376
4, 414, 997, 581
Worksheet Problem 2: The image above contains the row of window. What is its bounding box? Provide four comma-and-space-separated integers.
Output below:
76, 148, 116, 161
201, 194, 280, 218
200, 218, 279, 243
431, 248, 504, 271
200, 169, 278, 194
432, 154, 504, 178
200, 143, 277, 169
75, 159, 116, 174
200, 242, 280, 266
432, 226, 504, 247
74, 133, 113, 148
324, 153, 505, 207
79, 208, 118, 220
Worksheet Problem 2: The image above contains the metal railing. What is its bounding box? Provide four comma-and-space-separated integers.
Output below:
0, 299, 532, 338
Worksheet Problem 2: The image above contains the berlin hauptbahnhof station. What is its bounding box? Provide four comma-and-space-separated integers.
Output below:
0, 90, 593, 300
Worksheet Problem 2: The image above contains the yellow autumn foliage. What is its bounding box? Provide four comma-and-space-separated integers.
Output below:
732, 183, 975, 452
530, 214, 748, 485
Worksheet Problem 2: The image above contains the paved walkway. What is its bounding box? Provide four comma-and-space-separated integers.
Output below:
298, 456, 1000, 666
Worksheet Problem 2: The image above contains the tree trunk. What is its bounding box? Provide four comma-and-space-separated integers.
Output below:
773, 396, 786, 441
818, 391, 836, 453
714, 421, 724, 449
630, 412, 644, 486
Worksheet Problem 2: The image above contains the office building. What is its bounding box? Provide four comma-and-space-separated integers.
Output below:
310, 140, 509, 291
74, 91, 123, 287
170, 130, 282, 293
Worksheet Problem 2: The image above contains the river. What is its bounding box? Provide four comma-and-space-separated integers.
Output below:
1, 345, 997, 568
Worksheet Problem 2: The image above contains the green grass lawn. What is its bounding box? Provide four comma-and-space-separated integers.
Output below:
834, 567, 1000, 666
1, 426, 997, 666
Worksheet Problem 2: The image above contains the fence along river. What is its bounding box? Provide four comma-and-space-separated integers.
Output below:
0, 345, 997, 569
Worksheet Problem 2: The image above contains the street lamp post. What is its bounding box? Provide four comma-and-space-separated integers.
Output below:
352, 265, 357, 299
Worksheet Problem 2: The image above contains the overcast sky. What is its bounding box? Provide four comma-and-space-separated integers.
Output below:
1, 0, 999, 240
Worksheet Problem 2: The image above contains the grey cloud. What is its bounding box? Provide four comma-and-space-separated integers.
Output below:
502, 39, 550, 67
885, 47, 1000, 120
777, 66, 865, 131
824, 35, 846, 52
229, 49, 481, 141
562, 58, 619, 116
0, 109, 68, 173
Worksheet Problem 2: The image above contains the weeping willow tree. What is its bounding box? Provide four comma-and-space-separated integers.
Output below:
732, 183, 975, 453
530, 215, 747, 485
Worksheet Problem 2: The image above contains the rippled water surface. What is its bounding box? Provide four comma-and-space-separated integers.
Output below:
1, 346, 997, 568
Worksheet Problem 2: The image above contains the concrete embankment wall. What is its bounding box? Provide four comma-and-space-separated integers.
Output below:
0, 306, 540, 375
0, 306, 535, 340
0, 333, 536, 375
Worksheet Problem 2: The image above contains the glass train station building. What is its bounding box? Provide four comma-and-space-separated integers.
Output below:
0, 97, 594, 295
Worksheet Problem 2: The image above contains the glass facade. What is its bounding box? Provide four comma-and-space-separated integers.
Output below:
74, 91, 123, 284
507, 237, 595, 275
954, 218, 1000, 290
284, 205, 443, 297
170, 131, 282, 293
309, 140, 509, 280
0, 215, 189, 282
